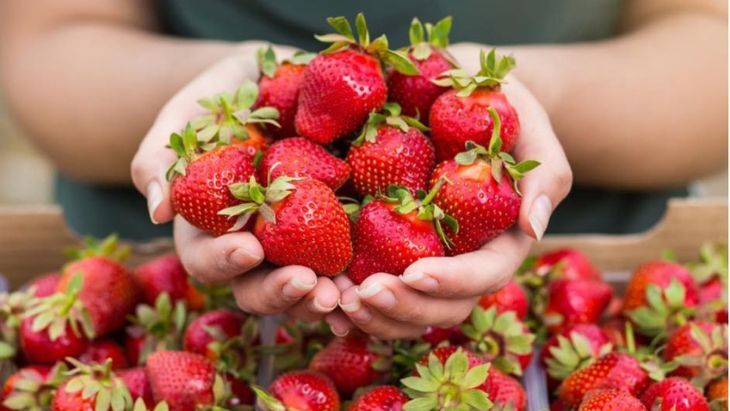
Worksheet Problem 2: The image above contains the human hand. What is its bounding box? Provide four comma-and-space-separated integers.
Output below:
131, 43, 339, 322
327, 69, 573, 339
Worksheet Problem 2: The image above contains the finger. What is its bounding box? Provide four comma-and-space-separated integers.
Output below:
174, 216, 264, 284
325, 311, 353, 337
339, 286, 426, 339
401, 230, 532, 298
286, 277, 340, 323
333, 275, 355, 292
231, 265, 318, 316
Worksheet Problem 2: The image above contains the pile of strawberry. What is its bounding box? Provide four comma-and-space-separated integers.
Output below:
167, 14, 539, 280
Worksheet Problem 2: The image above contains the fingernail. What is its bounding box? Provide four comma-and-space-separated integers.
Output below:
357, 282, 395, 309
529, 194, 552, 241
339, 298, 361, 313
230, 248, 263, 267
357, 282, 383, 298
146, 181, 163, 224
401, 271, 439, 291
330, 324, 349, 337
312, 298, 336, 313
282, 277, 316, 298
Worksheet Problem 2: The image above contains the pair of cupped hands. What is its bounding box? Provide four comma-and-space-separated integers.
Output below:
131, 42, 572, 340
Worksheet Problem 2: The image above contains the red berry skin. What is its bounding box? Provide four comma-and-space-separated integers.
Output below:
348, 385, 408, 411
346, 200, 444, 284
78, 339, 128, 369
641, 377, 709, 411
146, 351, 217, 411
622, 261, 699, 312
535, 249, 602, 281
225, 374, 254, 407
479, 280, 529, 320
118, 367, 154, 407
51, 380, 95, 411
60, 256, 139, 337
124, 330, 145, 367
541, 324, 611, 367
387, 51, 453, 121
430, 159, 520, 255
663, 321, 720, 379
133, 254, 203, 310
558, 352, 650, 409
421, 326, 468, 346
483, 367, 527, 411
419, 346, 485, 370
309, 336, 384, 397
259, 137, 351, 191
183, 309, 245, 361
171, 145, 256, 237
544, 279, 613, 334
296, 49, 387, 144
346, 126, 436, 197
269, 371, 340, 411
430, 88, 520, 162
0, 366, 51, 411
30, 273, 61, 298
254, 179, 352, 276
578, 389, 646, 411
255, 63, 306, 138
19, 316, 88, 365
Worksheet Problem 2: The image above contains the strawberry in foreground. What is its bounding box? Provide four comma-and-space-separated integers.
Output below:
348, 386, 407, 411
578, 389, 646, 411
133, 254, 204, 310
1, 365, 62, 411
51, 358, 133, 411
296, 13, 418, 144
254, 370, 340, 411
346, 103, 434, 197
118, 367, 155, 408
387, 17, 455, 121
258, 137, 351, 191
478, 280, 529, 320
255, 47, 313, 138
430, 110, 539, 255
541, 324, 613, 382
220, 176, 352, 276
168, 125, 257, 236
430, 49, 520, 161
543, 278, 613, 334
640, 377, 710, 411
346, 183, 456, 284
662, 321, 727, 385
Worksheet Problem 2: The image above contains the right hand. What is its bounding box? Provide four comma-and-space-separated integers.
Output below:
131, 43, 341, 324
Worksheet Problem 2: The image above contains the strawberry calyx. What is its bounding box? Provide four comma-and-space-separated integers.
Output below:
454, 108, 539, 193
219, 174, 299, 230
461, 306, 535, 377
407, 17, 453, 61
673, 323, 728, 387
353, 102, 429, 146
205, 316, 260, 382
688, 242, 728, 284
24, 273, 95, 340
1, 363, 67, 410
62, 358, 134, 411
315, 13, 420, 75
132, 398, 170, 411
0, 287, 37, 359
400, 348, 492, 410
126, 293, 187, 364
257, 46, 315, 78
65, 234, 131, 263
433, 49, 515, 97
545, 331, 613, 380
251, 386, 287, 411
625, 278, 696, 338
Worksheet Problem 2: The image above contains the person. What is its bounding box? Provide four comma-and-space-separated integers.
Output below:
0, 0, 725, 339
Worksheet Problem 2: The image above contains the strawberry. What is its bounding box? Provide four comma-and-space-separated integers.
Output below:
688, 243, 728, 323
255, 47, 313, 138
254, 370, 340, 411
346, 183, 456, 284
558, 352, 650, 409
258, 137, 350, 191
706, 377, 728, 410
146, 350, 229, 411
29, 273, 61, 298
309, 334, 390, 396
346, 103, 434, 197
348, 385, 407, 411
429, 110, 539, 255
482, 367, 527, 411
133, 255, 204, 311
1, 365, 63, 411
118, 367, 154, 408
51, 359, 134, 411
478, 280, 529, 320
417, 345, 484, 369
420, 325, 467, 346
534, 248, 602, 282
462, 306, 535, 376
220, 176, 352, 276
0, 287, 38, 359
79, 339, 129, 370
543, 278, 613, 334
167, 125, 257, 236
622, 261, 700, 337
663, 321, 727, 386
125, 293, 187, 365
641, 377, 710, 411
225, 374, 254, 407
578, 389, 646, 411
430, 49, 520, 161
541, 324, 613, 381
18, 316, 88, 365
295, 13, 418, 144
387, 17, 455, 121
600, 318, 632, 349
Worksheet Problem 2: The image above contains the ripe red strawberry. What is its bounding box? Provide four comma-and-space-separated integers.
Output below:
346, 103, 434, 197
558, 352, 650, 409
600, 318, 632, 349
543, 278, 613, 334
221, 176, 352, 276
482, 367, 527, 411
688, 243, 728, 323
478, 280, 529, 320
254, 370, 340, 411
125, 293, 187, 365
258, 137, 350, 190
541, 324, 613, 381
29, 273, 60, 298
255, 47, 313, 138
295, 14, 418, 144
622, 261, 700, 337
346, 184, 455, 284
388, 17, 454, 121
146, 350, 228, 411
225, 374, 254, 407
430, 112, 539, 255
430, 49, 520, 161
417, 345, 484, 369
18, 316, 88, 365
706, 377, 728, 410
168, 126, 257, 236
462, 306, 535, 376
51, 359, 134, 411
420, 325, 468, 346
118, 367, 154, 407
578, 389, 646, 411
79, 339, 128, 370
534, 248, 602, 281
133, 255, 204, 311
663, 321, 727, 385
309, 333, 390, 396
0, 365, 59, 411
348, 385, 407, 411
641, 377, 709, 411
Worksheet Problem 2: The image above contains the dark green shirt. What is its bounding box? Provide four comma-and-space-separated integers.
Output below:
57, 0, 686, 239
